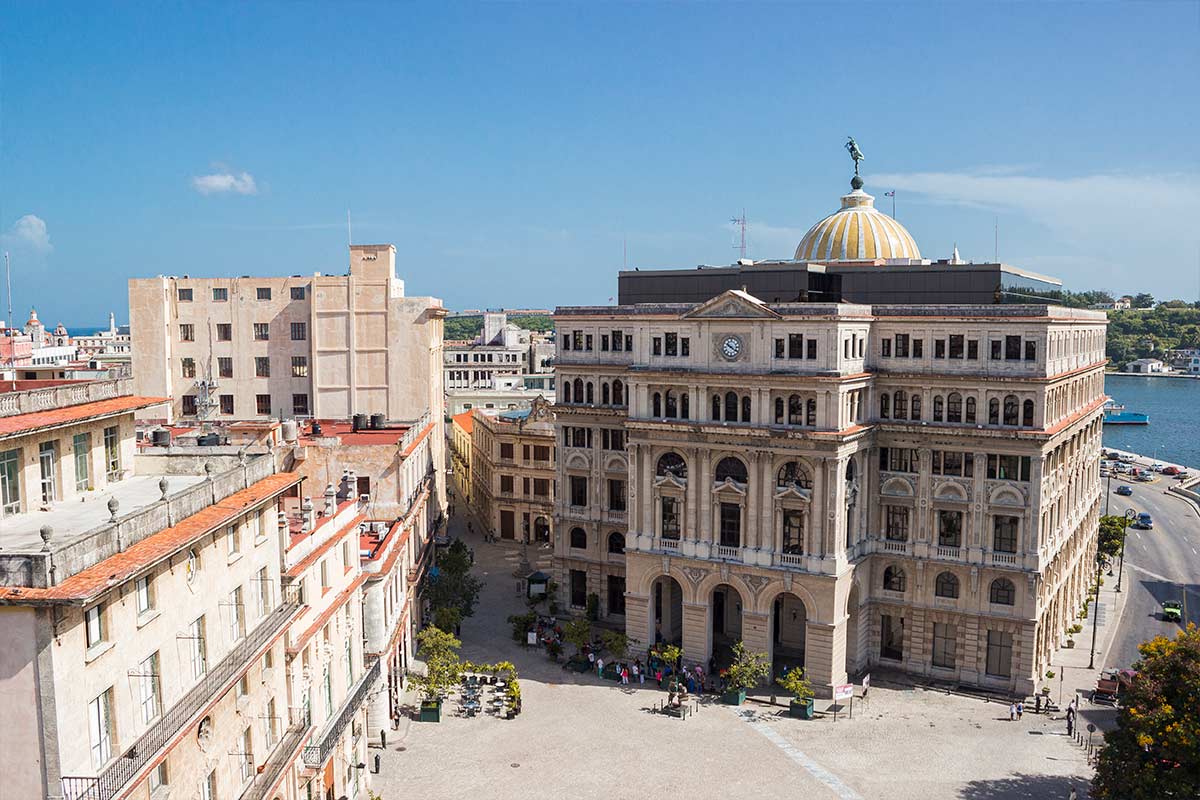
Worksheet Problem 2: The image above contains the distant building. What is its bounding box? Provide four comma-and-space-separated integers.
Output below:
74, 312, 132, 359
449, 410, 474, 507
445, 374, 556, 417
1125, 358, 1165, 373
471, 397, 556, 544
444, 310, 554, 394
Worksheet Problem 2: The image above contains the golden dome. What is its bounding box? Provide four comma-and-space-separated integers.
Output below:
795, 186, 921, 262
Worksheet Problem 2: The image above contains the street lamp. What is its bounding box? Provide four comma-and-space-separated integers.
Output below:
1088, 550, 1106, 670
1119, 508, 1136, 593
1104, 467, 1113, 517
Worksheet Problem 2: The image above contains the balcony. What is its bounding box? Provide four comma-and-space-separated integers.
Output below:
989, 551, 1019, 566
61, 600, 301, 800
302, 658, 382, 769
239, 724, 309, 800
715, 545, 741, 561
777, 552, 804, 568
881, 539, 909, 554
659, 538, 680, 552
935, 545, 963, 560
0, 377, 130, 417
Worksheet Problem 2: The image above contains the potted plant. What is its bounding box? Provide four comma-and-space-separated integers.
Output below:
505, 678, 522, 718
777, 666, 816, 719
651, 643, 683, 683
411, 625, 462, 722
722, 641, 769, 705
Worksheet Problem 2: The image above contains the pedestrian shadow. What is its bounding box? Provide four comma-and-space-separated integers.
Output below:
957, 772, 1088, 799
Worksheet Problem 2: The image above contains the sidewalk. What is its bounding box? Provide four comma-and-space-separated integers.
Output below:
1045, 577, 1129, 713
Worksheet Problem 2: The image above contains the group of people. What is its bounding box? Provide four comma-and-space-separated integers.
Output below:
586, 651, 646, 685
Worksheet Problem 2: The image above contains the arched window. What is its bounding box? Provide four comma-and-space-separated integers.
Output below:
965, 396, 977, 424
989, 578, 1016, 605
573, 378, 583, 402
806, 398, 817, 427
715, 456, 748, 484
741, 395, 751, 422
774, 397, 784, 424
788, 395, 802, 425
1022, 399, 1034, 427
776, 461, 813, 491
607, 532, 625, 554
569, 527, 587, 549
665, 391, 677, 418
656, 452, 687, 479
725, 391, 739, 422
988, 398, 1000, 425
712, 394, 722, 421
947, 392, 963, 423
681, 393, 690, 419
933, 395, 944, 422
935, 571, 960, 599
893, 390, 907, 420
586, 382, 594, 404
911, 394, 922, 421
652, 392, 662, 418
602, 383, 610, 405
883, 566, 907, 592
563, 382, 573, 403
1003, 395, 1019, 426
880, 393, 891, 419
612, 380, 624, 406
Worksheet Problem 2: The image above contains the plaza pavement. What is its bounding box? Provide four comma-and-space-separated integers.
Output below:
372, 513, 1095, 800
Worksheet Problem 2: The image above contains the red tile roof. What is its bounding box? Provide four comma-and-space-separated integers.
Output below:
0, 395, 169, 439
0, 471, 302, 605
451, 411, 475, 435
298, 420, 411, 446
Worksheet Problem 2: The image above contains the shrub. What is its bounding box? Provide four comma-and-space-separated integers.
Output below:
777, 667, 815, 702
586, 593, 600, 621
724, 641, 770, 692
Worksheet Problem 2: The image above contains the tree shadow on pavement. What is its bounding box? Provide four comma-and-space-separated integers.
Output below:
958, 772, 1089, 799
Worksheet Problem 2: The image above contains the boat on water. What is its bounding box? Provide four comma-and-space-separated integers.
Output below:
1103, 399, 1149, 425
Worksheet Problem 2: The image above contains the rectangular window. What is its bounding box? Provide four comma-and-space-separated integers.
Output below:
993, 515, 1019, 553
255, 356, 270, 377
625, 334, 633, 351
218, 357, 233, 378
239, 726, 254, 783
967, 339, 979, 360
719, 502, 741, 548
534, 445, 550, 461
885, 506, 909, 541
290, 286, 306, 300
139, 651, 161, 724
216, 323, 232, 341
292, 394, 309, 415
290, 322, 307, 341
934, 339, 946, 359
1005, 335, 1021, 360
987, 454, 1031, 482
948, 335, 964, 359
148, 762, 168, 793
253, 323, 270, 341
136, 575, 154, 615
177, 288, 192, 302
320, 560, 329, 591
788, 334, 803, 359
500, 475, 513, 494
88, 688, 115, 768
1024, 340, 1037, 361
227, 524, 240, 556
570, 569, 587, 607
879, 447, 918, 473
912, 338, 923, 358
611, 330, 624, 351
895, 334, 909, 358
201, 772, 216, 800
607, 575, 626, 615
264, 697, 278, 748
782, 510, 804, 554
985, 630, 1013, 677
681, 337, 690, 356
880, 614, 903, 661
569, 476, 588, 507
937, 510, 962, 548
500, 442, 514, 460
571, 330, 582, 350
229, 585, 245, 642
608, 479, 626, 512
85, 603, 105, 648
181, 357, 196, 378
73, 432, 91, 491
220, 395, 234, 415
191, 616, 207, 677
660, 496, 680, 539
806, 339, 817, 359
652, 337, 662, 356
256, 287, 272, 301
104, 426, 121, 480
585, 334, 593, 351
257, 566, 271, 617
182, 395, 197, 416
991, 339, 1002, 360
931, 623, 956, 669
600, 334, 609, 351
212, 287, 228, 302
291, 356, 308, 377
179, 323, 195, 342
0, 448, 19, 515
665, 332, 677, 356
881, 338, 891, 357
774, 338, 785, 358
533, 478, 549, 497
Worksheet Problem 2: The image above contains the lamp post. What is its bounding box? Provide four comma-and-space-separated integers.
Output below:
1088, 551, 1104, 670
1119, 508, 1136, 593
1104, 468, 1113, 516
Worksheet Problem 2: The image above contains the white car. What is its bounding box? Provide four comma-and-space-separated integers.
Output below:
1150, 463, 1164, 472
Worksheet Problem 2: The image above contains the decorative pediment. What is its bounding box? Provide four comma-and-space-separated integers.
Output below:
682, 289, 781, 320
880, 476, 915, 497
933, 481, 969, 503
712, 477, 747, 496
988, 486, 1026, 507
774, 484, 813, 503
564, 451, 591, 471
654, 473, 688, 491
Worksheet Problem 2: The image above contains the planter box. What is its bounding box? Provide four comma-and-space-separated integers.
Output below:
722, 688, 746, 706
1064, 640, 1076, 649
419, 700, 442, 723
789, 698, 815, 719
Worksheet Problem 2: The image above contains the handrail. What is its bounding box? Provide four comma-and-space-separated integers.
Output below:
302, 658, 382, 768
0, 377, 131, 418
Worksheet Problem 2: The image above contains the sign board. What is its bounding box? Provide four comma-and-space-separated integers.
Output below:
834, 683, 854, 701
527, 631, 538, 646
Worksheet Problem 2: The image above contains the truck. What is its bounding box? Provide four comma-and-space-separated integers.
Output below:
1162, 600, 1183, 623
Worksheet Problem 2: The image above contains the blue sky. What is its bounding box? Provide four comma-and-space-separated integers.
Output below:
2, 2, 1197, 326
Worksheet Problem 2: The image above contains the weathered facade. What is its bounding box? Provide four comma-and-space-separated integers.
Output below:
553, 291, 1106, 697
470, 398, 557, 544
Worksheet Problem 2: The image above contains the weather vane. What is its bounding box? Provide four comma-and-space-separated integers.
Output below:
845, 136, 865, 176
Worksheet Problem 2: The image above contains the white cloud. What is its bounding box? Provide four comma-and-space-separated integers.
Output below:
191, 170, 258, 196
1, 214, 52, 254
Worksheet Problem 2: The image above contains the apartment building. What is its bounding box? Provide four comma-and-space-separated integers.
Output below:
443, 311, 553, 392
470, 397, 557, 544
449, 411, 474, 508
553, 290, 1107, 697
129, 244, 445, 426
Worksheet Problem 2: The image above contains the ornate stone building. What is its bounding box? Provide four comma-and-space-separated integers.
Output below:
552, 178, 1106, 697
471, 397, 557, 544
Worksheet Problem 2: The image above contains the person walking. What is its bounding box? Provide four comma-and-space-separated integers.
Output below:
621, 665, 629, 685
597, 656, 605, 679
588, 651, 596, 670
1016, 701, 1024, 720
1009, 702, 1017, 721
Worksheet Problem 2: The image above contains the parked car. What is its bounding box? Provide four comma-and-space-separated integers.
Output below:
1116, 485, 1133, 496
1162, 465, 1181, 476
1162, 600, 1182, 623
1135, 512, 1153, 529
1138, 473, 1155, 482
1150, 463, 1165, 472
1119, 454, 1136, 463
1100, 469, 1110, 477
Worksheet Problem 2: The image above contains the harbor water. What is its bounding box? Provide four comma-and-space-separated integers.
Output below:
1103, 374, 1200, 469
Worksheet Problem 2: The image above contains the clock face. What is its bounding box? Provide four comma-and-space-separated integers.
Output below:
721, 336, 742, 360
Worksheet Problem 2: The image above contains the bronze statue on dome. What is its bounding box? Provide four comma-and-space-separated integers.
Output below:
845, 137, 865, 176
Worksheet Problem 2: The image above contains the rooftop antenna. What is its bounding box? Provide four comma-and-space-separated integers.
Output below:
731, 209, 748, 260
4, 251, 13, 389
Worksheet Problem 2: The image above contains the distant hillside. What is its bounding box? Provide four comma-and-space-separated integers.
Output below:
1107, 306, 1200, 364
444, 314, 552, 341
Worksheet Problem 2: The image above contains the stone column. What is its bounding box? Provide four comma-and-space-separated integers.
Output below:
742, 611, 770, 659
682, 601, 709, 665
624, 591, 652, 650
804, 618, 848, 697
745, 451, 760, 550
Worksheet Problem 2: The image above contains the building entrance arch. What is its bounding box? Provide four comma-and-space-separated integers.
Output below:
651, 575, 684, 646
709, 583, 743, 668
770, 592, 807, 679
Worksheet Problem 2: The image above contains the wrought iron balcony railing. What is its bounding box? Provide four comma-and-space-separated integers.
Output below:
61, 600, 301, 800
302, 657, 382, 769
239, 724, 309, 800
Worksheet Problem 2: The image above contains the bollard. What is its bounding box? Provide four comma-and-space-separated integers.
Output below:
374, 753, 381, 774
381, 729, 387, 749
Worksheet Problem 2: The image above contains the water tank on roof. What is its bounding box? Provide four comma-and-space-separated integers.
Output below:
311, 421, 323, 436
352, 413, 368, 432
370, 413, 385, 430
282, 420, 299, 443
197, 433, 221, 447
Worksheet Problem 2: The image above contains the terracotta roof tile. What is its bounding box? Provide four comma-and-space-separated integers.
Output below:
0, 395, 169, 439
451, 411, 474, 435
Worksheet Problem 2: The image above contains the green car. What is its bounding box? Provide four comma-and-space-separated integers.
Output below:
1162, 600, 1182, 623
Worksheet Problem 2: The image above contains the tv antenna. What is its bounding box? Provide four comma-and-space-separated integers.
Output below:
731, 210, 748, 260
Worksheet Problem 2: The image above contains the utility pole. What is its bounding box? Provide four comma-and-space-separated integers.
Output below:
1088, 552, 1103, 669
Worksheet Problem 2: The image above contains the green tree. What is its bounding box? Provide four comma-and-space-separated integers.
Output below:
1132, 293, 1156, 309
410, 626, 463, 701
1092, 626, 1200, 799
601, 629, 629, 661
777, 666, 815, 701
563, 617, 592, 656
1098, 515, 1127, 560
724, 641, 771, 692
427, 541, 484, 619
